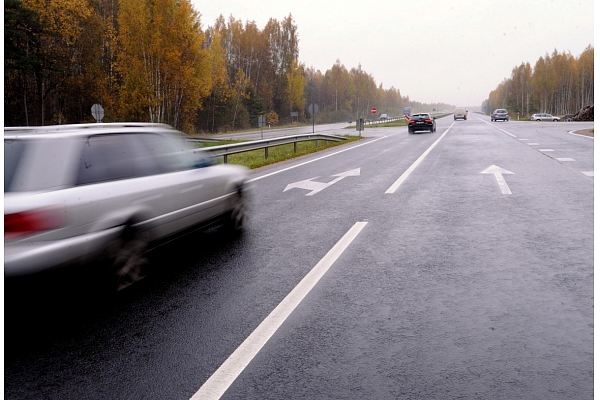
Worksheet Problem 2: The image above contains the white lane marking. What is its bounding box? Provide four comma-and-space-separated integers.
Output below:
481, 165, 515, 195
556, 158, 575, 162
527, 143, 540, 145
284, 168, 361, 196
248, 137, 388, 183
385, 123, 454, 194
568, 130, 594, 139
479, 118, 516, 137
539, 149, 554, 152
582, 171, 594, 176
519, 139, 530, 141
190, 222, 368, 400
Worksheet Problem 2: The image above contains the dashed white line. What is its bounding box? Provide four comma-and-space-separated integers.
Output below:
582, 171, 594, 177
539, 149, 554, 152
190, 222, 368, 400
527, 143, 540, 145
556, 158, 576, 162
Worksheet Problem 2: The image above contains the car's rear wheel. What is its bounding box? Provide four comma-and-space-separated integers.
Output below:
111, 227, 149, 291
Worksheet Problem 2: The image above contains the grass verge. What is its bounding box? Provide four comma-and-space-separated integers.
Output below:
200, 135, 364, 169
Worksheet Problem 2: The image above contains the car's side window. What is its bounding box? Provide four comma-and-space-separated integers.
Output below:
76, 134, 161, 185
138, 134, 196, 173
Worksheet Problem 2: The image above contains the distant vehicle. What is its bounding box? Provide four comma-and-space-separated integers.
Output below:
491, 109, 509, 122
379, 114, 388, 120
453, 108, 467, 120
531, 113, 559, 122
408, 113, 436, 134
4, 123, 250, 290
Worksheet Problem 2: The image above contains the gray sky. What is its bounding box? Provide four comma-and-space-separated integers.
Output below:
191, 0, 594, 107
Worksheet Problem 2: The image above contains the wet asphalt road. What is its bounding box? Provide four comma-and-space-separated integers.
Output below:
4, 115, 594, 399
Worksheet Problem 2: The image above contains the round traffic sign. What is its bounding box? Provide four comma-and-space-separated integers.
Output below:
371, 107, 377, 114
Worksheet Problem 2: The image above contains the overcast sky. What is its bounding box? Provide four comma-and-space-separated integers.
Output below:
190, 0, 594, 107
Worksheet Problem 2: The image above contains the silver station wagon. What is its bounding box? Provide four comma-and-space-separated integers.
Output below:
5, 123, 249, 290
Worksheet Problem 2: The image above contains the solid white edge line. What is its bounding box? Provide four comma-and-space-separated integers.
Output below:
568, 130, 594, 139
385, 123, 454, 194
248, 136, 388, 183
190, 221, 369, 400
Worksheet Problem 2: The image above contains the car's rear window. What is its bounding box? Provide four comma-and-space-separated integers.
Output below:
4, 139, 27, 192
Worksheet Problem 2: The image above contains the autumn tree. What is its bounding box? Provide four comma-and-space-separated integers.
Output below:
117, 0, 211, 131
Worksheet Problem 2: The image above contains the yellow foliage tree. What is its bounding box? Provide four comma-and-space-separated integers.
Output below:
117, 0, 212, 131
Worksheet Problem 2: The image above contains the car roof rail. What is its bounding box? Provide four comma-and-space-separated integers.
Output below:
4, 122, 175, 134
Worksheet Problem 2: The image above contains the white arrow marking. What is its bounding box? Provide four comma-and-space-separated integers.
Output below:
284, 168, 361, 196
481, 165, 515, 195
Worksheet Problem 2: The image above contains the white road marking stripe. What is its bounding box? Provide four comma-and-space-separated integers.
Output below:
247, 137, 388, 183
519, 139, 529, 141
582, 171, 594, 176
527, 143, 540, 145
539, 149, 554, 152
556, 158, 575, 162
190, 222, 368, 400
385, 123, 454, 193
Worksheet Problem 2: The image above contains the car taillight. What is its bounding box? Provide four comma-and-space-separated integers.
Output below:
5, 209, 64, 238
409, 119, 416, 123
425, 119, 432, 123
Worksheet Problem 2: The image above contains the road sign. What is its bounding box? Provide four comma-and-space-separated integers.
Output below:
258, 115, 266, 128
308, 104, 319, 114
371, 107, 377, 114
91, 104, 104, 122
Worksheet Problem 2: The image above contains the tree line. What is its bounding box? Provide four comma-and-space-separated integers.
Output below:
482, 46, 594, 117
4, 0, 454, 132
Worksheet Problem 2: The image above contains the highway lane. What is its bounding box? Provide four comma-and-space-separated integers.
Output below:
4, 115, 593, 399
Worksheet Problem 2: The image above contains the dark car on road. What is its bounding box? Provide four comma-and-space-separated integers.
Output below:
408, 113, 436, 133
491, 109, 509, 122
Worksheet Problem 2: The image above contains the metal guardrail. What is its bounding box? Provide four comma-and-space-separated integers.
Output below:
362, 116, 404, 126
194, 133, 347, 163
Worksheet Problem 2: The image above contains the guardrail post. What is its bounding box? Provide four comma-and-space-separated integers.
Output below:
265, 147, 268, 159
294, 142, 297, 153
224, 154, 228, 164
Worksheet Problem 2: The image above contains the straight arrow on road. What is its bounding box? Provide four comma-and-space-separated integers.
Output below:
481, 165, 515, 195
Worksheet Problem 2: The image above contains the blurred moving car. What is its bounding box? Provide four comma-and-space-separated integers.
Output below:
5, 123, 249, 290
408, 113, 436, 133
379, 113, 388, 121
491, 109, 509, 122
531, 113, 560, 122
453, 108, 467, 120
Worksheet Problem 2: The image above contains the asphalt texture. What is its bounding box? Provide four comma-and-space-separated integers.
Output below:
4, 115, 594, 399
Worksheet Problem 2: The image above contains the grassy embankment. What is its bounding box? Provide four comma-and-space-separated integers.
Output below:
200, 135, 363, 169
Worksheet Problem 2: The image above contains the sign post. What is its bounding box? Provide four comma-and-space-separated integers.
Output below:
258, 115, 266, 139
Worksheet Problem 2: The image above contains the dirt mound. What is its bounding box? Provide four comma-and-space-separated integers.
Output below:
572, 105, 594, 121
